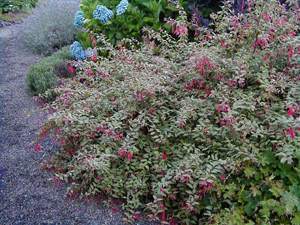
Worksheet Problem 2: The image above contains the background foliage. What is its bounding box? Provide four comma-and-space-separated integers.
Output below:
35, 0, 300, 224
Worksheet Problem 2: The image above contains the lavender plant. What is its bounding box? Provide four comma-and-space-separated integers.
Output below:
35, 0, 300, 224
16, 0, 80, 56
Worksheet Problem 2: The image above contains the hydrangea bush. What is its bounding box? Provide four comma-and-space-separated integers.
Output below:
74, 0, 186, 50
17, 0, 80, 55
36, 0, 300, 224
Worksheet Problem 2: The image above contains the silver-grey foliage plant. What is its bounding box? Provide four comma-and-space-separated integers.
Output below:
17, 0, 81, 56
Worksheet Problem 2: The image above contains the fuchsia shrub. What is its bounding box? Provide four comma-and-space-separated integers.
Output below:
35, 0, 300, 224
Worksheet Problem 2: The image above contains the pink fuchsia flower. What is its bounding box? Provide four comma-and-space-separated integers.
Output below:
288, 128, 296, 140
288, 108, 294, 116
162, 152, 167, 159
127, 152, 132, 161
174, 28, 180, 36
34, 145, 41, 152
180, 26, 187, 35
220, 175, 226, 180
68, 66, 75, 73
90, 55, 98, 62
133, 214, 139, 221
217, 103, 221, 113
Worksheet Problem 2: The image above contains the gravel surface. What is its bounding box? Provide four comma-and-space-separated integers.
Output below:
0, 24, 159, 225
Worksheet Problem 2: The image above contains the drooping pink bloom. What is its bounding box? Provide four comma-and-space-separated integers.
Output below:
288, 108, 294, 116
68, 66, 75, 73
217, 103, 221, 113
264, 54, 270, 61
180, 26, 187, 35
34, 145, 41, 152
90, 55, 98, 61
162, 152, 167, 160
162, 210, 166, 221
127, 152, 132, 161
288, 128, 296, 140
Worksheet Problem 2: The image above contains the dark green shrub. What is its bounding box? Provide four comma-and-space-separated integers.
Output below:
17, 0, 80, 56
35, 0, 300, 224
26, 46, 74, 99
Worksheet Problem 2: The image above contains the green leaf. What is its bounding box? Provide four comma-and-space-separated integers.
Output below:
244, 202, 254, 215
291, 212, 300, 225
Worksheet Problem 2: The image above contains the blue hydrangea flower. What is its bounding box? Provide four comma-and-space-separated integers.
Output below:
116, 0, 129, 16
74, 11, 85, 29
93, 5, 113, 23
70, 41, 87, 61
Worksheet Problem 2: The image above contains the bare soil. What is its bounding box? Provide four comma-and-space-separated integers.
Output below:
0, 24, 158, 225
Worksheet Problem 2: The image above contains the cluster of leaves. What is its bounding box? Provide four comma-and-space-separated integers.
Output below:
16, 0, 80, 56
26, 46, 74, 100
35, 0, 300, 224
0, 0, 38, 13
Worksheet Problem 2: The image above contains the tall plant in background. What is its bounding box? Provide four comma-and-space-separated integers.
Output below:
35, 0, 300, 224
17, 0, 81, 56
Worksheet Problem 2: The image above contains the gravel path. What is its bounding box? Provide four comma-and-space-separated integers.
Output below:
0, 24, 158, 225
